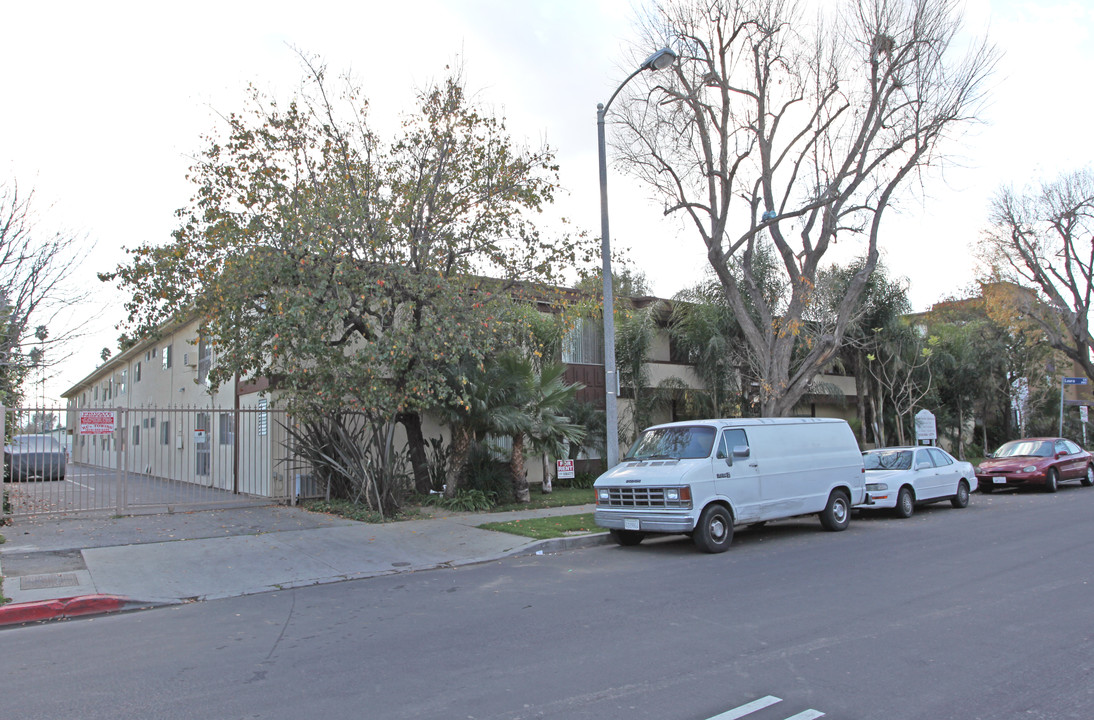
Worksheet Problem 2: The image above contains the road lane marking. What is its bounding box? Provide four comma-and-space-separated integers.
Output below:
784, 711, 824, 720
708, 696, 782, 719
65, 478, 95, 490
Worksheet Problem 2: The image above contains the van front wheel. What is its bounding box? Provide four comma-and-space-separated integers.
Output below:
820, 490, 851, 531
693, 505, 734, 553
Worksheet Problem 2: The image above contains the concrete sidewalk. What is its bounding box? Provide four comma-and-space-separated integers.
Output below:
0, 503, 607, 625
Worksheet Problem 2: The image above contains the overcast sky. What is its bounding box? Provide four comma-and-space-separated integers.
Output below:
3, 0, 1092, 404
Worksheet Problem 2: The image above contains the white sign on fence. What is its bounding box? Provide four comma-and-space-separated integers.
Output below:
1082, 405, 1089, 424
556, 459, 575, 480
78, 410, 117, 435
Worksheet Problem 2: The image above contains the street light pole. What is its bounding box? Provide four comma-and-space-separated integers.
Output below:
597, 47, 676, 469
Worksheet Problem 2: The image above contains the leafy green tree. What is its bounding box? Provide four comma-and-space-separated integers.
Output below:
102, 59, 586, 497
813, 259, 910, 445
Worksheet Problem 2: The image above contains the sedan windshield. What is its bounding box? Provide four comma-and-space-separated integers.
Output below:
994, 440, 1053, 458
863, 449, 912, 471
10, 435, 62, 452
625, 426, 716, 460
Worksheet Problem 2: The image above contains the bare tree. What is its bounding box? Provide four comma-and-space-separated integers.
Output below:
616, 0, 996, 415
982, 169, 1094, 381
0, 181, 93, 406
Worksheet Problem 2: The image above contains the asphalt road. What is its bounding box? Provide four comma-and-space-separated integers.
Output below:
5, 483, 1094, 719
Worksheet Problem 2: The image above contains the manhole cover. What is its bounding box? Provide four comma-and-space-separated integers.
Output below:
20, 573, 80, 591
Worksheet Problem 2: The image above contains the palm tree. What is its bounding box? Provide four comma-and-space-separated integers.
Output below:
479, 355, 584, 501
522, 362, 585, 496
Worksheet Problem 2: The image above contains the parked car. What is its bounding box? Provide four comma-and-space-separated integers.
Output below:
976, 437, 1094, 493
3, 434, 68, 481
861, 446, 977, 518
594, 418, 866, 553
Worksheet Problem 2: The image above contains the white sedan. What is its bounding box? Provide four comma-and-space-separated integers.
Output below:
862, 446, 978, 518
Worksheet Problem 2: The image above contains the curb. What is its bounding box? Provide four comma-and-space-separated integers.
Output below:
0, 594, 136, 627
511, 531, 612, 556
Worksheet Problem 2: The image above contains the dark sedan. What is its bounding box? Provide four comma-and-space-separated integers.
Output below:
3, 434, 68, 481
976, 437, 1094, 493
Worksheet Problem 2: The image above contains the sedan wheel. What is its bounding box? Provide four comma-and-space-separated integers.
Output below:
1082, 465, 1094, 487
950, 480, 970, 509
894, 486, 915, 519
1044, 468, 1059, 493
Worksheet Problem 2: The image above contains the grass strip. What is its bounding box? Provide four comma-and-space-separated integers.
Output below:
477, 512, 604, 540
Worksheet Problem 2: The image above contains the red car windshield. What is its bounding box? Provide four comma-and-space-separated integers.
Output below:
994, 440, 1053, 458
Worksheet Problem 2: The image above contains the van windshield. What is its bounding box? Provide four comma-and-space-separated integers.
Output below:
625, 426, 715, 460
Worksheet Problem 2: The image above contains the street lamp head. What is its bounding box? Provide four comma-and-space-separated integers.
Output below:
641, 47, 677, 72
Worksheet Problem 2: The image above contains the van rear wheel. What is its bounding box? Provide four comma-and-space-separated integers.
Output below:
609, 529, 646, 547
820, 490, 851, 531
693, 505, 733, 553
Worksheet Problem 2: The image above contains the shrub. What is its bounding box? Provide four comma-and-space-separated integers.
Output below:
462, 442, 513, 504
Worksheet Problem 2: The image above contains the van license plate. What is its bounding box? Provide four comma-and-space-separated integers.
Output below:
624, 518, 640, 531
992, 477, 1007, 484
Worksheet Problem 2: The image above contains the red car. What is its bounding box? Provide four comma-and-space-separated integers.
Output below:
976, 437, 1094, 493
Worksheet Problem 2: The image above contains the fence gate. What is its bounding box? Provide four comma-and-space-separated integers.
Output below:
2, 405, 313, 520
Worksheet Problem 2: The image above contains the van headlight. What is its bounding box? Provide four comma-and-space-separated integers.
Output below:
866, 483, 888, 491
664, 486, 692, 508
597, 488, 610, 504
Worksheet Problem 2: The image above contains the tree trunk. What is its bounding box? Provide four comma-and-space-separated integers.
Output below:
398, 412, 432, 495
854, 353, 867, 446
956, 406, 965, 459
510, 433, 530, 503
541, 452, 552, 494
446, 424, 472, 499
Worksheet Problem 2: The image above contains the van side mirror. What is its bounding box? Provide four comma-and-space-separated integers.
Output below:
733, 446, 750, 458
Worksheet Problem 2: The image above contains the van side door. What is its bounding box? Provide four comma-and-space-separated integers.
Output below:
714, 428, 762, 523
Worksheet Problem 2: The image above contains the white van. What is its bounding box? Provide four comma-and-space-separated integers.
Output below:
594, 418, 867, 553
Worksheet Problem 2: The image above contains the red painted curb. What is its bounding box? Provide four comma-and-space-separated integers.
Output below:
0, 594, 130, 626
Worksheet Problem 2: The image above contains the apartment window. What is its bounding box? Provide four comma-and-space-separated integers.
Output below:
219, 413, 235, 446
119, 369, 127, 396
135, 361, 142, 383
94, 386, 99, 401
161, 420, 171, 445
162, 344, 172, 370
561, 318, 604, 365
257, 399, 268, 436
132, 425, 140, 446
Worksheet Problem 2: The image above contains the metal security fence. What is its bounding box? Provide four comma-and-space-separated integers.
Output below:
2, 405, 317, 519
